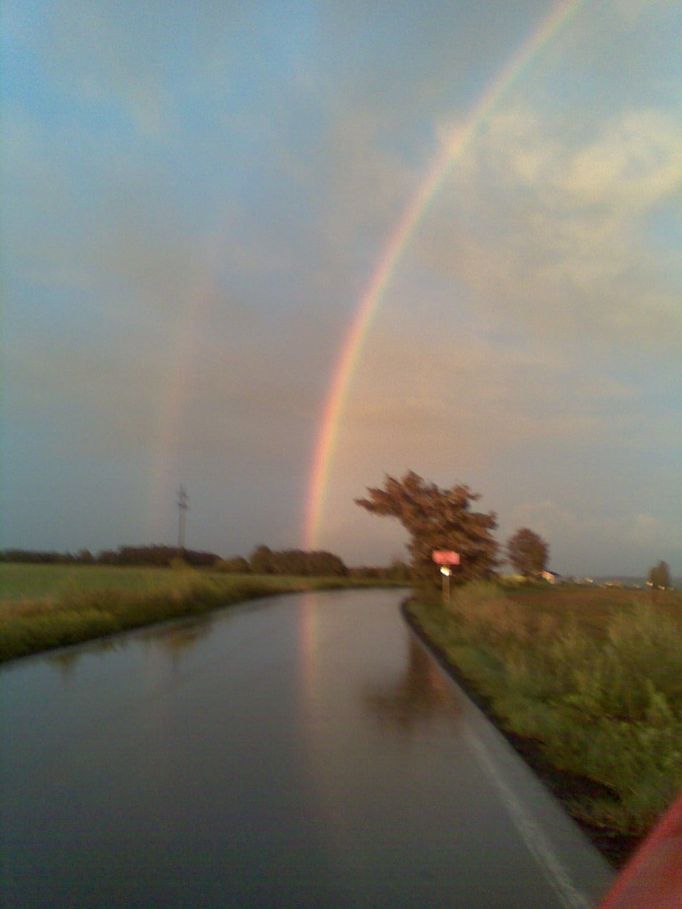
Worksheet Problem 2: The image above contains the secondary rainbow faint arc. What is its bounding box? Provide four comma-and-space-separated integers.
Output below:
303, 0, 587, 551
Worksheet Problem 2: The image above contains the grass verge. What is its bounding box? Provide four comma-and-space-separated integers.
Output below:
406, 582, 682, 868
0, 572, 400, 663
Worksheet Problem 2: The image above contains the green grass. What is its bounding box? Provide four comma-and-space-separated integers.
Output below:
408, 582, 682, 839
0, 564, 403, 662
0, 563, 193, 601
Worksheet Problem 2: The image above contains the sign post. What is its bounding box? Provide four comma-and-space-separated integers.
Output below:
432, 550, 460, 605
440, 566, 451, 604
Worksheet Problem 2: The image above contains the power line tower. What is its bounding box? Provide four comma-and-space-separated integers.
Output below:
177, 485, 189, 553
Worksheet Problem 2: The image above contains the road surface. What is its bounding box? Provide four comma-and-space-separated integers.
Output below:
1, 588, 613, 907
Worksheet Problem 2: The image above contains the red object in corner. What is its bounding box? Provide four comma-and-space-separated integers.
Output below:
599, 792, 682, 909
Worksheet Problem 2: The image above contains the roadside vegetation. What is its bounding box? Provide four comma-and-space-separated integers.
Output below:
408, 582, 682, 849
355, 469, 680, 867
0, 566, 403, 663
0, 563, 195, 602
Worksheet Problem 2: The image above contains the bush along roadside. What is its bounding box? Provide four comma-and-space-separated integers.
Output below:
0, 573, 397, 663
406, 582, 682, 867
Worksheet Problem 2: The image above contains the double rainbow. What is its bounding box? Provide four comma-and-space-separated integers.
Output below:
303, 0, 587, 551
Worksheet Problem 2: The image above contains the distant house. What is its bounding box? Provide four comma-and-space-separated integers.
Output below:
541, 570, 562, 584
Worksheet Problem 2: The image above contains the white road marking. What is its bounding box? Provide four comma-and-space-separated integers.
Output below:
465, 726, 593, 909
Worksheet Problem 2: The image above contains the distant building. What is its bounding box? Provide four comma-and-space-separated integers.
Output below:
541, 570, 562, 584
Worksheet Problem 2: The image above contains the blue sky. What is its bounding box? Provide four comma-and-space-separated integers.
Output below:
2, 0, 681, 574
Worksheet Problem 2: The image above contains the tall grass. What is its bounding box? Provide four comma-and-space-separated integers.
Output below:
409, 583, 682, 837
0, 572, 397, 663
0, 563, 186, 601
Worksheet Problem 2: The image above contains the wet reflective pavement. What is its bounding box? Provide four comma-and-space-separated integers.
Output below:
0, 589, 613, 907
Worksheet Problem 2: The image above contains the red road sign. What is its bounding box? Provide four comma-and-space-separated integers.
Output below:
432, 550, 460, 566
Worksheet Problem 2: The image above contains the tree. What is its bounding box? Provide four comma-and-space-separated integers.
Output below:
388, 558, 411, 581
305, 550, 347, 577
250, 545, 274, 574
270, 549, 308, 575
506, 528, 549, 578
648, 560, 671, 590
248, 545, 347, 577
215, 556, 251, 573
355, 471, 499, 586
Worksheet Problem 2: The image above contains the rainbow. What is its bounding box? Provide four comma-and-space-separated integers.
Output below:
303, 0, 587, 551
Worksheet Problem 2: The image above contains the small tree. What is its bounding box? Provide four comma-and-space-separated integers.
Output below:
506, 528, 549, 578
648, 560, 671, 590
250, 544, 274, 574
215, 556, 251, 573
355, 471, 499, 587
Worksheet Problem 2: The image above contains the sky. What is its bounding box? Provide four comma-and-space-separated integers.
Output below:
2, 0, 681, 576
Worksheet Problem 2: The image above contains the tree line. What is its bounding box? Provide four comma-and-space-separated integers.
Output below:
0, 543, 411, 581
224, 545, 347, 577
0, 545, 221, 567
4, 475, 670, 586
0, 543, 357, 577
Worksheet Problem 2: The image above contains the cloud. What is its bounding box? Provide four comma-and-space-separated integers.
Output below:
34, 1, 169, 135
34, 1, 245, 137
612, 0, 673, 27
326, 317, 649, 509
420, 103, 682, 355
561, 110, 682, 210
629, 512, 661, 547
505, 499, 682, 573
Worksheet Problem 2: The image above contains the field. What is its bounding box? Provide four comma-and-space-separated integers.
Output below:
0, 563, 383, 603
0, 563, 198, 602
408, 582, 682, 865
0, 563, 400, 663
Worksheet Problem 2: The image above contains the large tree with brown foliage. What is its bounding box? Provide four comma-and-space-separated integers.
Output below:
355, 471, 499, 586
506, 527, 549, 577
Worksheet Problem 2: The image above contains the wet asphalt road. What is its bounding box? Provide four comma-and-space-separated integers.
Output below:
1, 588, 613, 907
